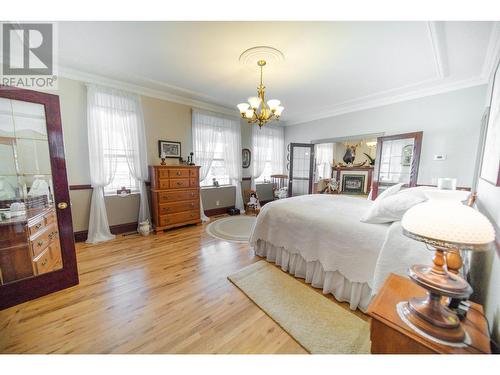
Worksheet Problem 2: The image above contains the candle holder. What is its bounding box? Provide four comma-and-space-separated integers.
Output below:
160, 157, 166, 166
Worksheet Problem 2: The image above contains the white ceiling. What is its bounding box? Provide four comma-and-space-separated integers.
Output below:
57, 21, 500, 125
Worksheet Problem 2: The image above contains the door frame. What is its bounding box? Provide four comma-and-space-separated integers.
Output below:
371, 131, 423, 200
0, 87, 79, 310
288, 143, 315, 196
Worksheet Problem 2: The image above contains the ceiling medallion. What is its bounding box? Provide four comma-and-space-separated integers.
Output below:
237, 47, 285, 128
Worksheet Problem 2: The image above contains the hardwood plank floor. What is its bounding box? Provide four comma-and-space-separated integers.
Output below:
0, 217, 367, 354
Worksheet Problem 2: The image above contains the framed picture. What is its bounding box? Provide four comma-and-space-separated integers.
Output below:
242, 148, 251, 168
480, 59, 500, 186
158, 140, 181, 159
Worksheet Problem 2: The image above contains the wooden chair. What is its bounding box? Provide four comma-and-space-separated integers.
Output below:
270, 174, 288, 199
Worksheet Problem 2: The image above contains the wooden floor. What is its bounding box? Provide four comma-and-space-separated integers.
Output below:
0, 217, 367, 354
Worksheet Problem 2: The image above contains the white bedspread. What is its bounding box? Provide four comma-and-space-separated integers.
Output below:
250, 195, 390, 287
249, 194, 432, 304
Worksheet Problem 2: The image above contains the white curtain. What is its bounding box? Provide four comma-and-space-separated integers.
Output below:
270, 126, 285, 175
193, 110, 244, 219
119, 92, 151, 228
86, 84, 150, 244
251, 125, 285, 188
222, 119, 245, 213
315, 143, 334, 181
251, 125, 269, 189
86, 85, 118, 243
192, 110, 218, 221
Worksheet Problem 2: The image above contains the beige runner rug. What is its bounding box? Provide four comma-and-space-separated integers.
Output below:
228, 260, 371, 354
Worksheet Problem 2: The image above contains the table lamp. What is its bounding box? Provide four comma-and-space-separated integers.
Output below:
400, 201, 495, 343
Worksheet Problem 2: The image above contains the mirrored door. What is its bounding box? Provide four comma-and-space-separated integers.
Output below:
371, 132, 423, 199
0, 88, 78, 309
288, 143, 314, 196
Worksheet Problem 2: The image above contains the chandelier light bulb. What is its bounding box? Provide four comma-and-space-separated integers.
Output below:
237, 103, 250, 114
248, 96, 261, 109
244, 109, 254, 118
267, 99, 280, 111
274, 106, 284, 116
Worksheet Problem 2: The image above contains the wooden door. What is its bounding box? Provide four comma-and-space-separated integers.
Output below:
288, 143, 315, 196
0, 87, 79, 309
371, 131, 423, 200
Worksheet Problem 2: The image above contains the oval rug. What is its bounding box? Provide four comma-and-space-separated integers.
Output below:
206, 216, 256, 243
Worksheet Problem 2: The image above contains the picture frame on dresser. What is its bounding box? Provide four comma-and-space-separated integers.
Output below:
480, 58, 500, 186
158, 140, 181, 159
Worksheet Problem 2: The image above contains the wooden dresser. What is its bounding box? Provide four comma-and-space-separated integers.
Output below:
149, 165, 201, 232
0, 206, 62, 285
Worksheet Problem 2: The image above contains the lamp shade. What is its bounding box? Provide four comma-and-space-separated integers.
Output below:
248, 97, 261, 109
237, 103, 250, 113
401, 202, 495, 251
267, 99, 280, 110
274, 106, 284, 116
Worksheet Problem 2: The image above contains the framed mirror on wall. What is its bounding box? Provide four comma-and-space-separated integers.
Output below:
371, 131, 423, 200
0, 87, 79, 309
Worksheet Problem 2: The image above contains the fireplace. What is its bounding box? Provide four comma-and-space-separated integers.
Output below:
341, 174, 366, 194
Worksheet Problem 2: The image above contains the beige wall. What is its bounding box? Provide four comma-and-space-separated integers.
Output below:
54, 77, 262, 232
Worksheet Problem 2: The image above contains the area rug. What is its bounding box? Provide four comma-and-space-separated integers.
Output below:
228, 260, 371, 354
206, 216, 256, 243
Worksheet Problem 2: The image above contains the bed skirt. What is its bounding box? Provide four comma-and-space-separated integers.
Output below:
253, 239, 373, 312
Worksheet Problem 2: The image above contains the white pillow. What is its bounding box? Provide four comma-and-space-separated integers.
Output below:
360, 183, 404, 223
361, 193, 425, 224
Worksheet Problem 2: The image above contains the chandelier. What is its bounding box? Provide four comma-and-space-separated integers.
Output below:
237, 59, 284, 128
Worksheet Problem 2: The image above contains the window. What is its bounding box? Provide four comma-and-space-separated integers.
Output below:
91, 103, 140, 195
200, 131, 231, 187
104, 154, 139, 194
254, 126, 284, 183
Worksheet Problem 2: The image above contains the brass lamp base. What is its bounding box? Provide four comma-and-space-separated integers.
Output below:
403, 249, 472, 343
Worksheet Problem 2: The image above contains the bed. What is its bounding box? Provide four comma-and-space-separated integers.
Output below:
249, 194, 433, 311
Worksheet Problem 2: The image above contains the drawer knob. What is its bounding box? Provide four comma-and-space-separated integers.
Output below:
34, 223, 42, 230
176, 171, 181, 176
177, 182, 182, 186
37, 240, 44, 247
41, 258, 48, 266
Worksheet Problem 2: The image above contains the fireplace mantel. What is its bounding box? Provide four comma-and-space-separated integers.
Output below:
332, 166, 374, 194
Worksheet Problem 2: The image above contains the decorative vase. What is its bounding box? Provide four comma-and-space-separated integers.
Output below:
138, 220, 151, 236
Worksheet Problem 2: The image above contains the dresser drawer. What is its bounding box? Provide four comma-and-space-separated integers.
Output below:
158, 189, 199, 203
190, 178, 199, 187
189, 169, 199, 178
159, 210, 200, 227
169, 178, 190, 189
28, 217, 45, 237
30, 224, 58, 258
33, 242, 62, 275
44, 210, 57, 226
158, 179, 170, 189
159, 200, 199, 215
158, 169, 170, 179
169, 169, 190, 178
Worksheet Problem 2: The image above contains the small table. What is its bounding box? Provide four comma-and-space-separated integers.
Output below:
367, 274, 491, 354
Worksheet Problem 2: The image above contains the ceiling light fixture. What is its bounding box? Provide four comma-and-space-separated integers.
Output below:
237, 59, 284, 128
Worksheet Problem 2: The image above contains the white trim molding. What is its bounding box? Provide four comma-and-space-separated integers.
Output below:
58, 66, 239, 118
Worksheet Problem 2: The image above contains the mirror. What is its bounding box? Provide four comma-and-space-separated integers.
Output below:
372, 132, 423, 199
0, 97, 62, 286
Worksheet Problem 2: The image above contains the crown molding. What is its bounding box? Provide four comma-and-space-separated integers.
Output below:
480, 21, 500, 82
285, 76, 487, 126
427, 21, 449, 79
58, 66, 239, 118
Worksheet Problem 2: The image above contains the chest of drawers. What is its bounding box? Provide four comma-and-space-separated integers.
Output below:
149, 165, 201, 232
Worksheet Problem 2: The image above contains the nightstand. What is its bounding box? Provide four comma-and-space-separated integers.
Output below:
367, 274, 491, 354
